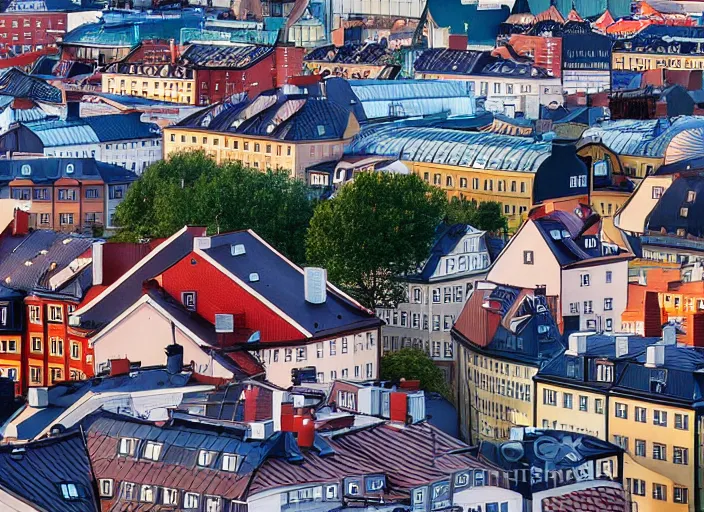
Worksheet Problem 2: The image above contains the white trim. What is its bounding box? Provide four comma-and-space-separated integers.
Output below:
89, 294, 210, 349
195, 248, 312, 338
245, 229, 373, 314
72, 226, 204, 318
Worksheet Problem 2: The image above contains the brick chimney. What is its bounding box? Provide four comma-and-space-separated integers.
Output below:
643, 291, 662, 337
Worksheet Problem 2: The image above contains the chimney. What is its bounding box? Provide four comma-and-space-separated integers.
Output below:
165, 344, 183, 374
448, 34, 468, 50
662, 324, 677, 345
12, 208, 29, 236
27, 387, 48, 408
109, 358, 130, 376
280, 402, 294, 432
646, 345, 665, 368
615, 336, 629, 358
92, 241, 104, 286
389, 391, 408, 423
297, 417, 315, 448
534, 285, 546, 297
567, 333, 588, 355
304, 267, 327, 304
688, 312, 704, 347
66, 102, 81, 121
643, 292, 663, 337
169, 39, 176, 65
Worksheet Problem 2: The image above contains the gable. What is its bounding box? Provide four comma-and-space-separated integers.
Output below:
160, 251, 307, 343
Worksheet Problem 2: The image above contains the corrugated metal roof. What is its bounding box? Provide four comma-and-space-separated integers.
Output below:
181, 44, 274, 69
0, 158, 137, 185
346, 125, 551, 172
0, 68, 62, 103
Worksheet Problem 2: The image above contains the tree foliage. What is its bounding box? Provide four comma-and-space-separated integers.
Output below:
306, 172, 446, 309
380, 348, 450, 397
445, 197, 508, 234
113, 151, 314, 262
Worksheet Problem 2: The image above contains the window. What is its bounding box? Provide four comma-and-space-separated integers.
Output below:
118, 438, 137, 456
31, 336, 41, 352
613, 435, 628, 450
432, 289, 440, 303
432, 315, 440, 331
580, 273, 590, 287
460, 177, 467, 188
443, 315, 453, 331
579, 395, 588, 411
316, 343, 323, 358
329, 339, 336, 355
30, 366, 41, 384
99, 479, 113, 498
29, 305, 40, 324
681, 207, 689, 217
284, 348, 292, 362
543, 388, 557, 406
606, 271, 612, 283
653, 410, 667, 426
70, 342, 80, 360
652, 186, 664, 199
143, 441, 162, 461
50, 337, 63, 356
222, 453, 239, 472
184, 493, 199, 509
523, 250, 534, 265
59, 213, 74, 226
635, 439, 646, 457
604, 298, 613, 311
205, 496, 221, 512
140, 485, 154, 503
631, 479, 645, 496
39, 213, 50, 225
652, 443, 666, 461
181, 291, 196, 311
652, 483, 667, 501
60, 483, 80, 500
583, 300, 593, 314
58, 189, 77, 201
675, 413, 689, 430
596, 362, 613, 382
615, 402, 627, 419
49, 305, 62, 323
162, 488, 178, 505
688, 190, 697, 202
563, 393, 573, 409
296, 347, 307, 362
198, 450, 216, 467
635, 407, 646, 423
674, 486, 689, 504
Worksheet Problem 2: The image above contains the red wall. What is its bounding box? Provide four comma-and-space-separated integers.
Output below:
160, 252, 305, 342
275, 46, 306, 88
0, 13, 67, 52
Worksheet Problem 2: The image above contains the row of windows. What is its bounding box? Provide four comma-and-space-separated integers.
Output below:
29, 304, 69, 324
316, 363, 374, 382
29, 336, 81, 359
613, 436, 689, 464
475, 370, 532, 403
10, 187, 103, 201
382, 337, 453, 359
104, 479, 226, 510
171, 133, 294, 155
625, 479, 688, 504
260, 334, 375, 365
569, 298, 614, 313
0, 18, 60, 29
29, 366, 66, 384
380, 310, 456, 332
422, 173, 529, 194
613, 404, 689, 429
542, 389, 604, 413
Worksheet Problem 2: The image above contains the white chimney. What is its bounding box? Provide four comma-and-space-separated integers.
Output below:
304, 267, 327, 304
646, 345, 665, 368
567, 333, 588, 355
663, 325, 677, 345
193, 237, 211, 251
91, 241, 104, 286
214, 314, 234, 333
615, 336, 629, 358
28, 387, 49, 408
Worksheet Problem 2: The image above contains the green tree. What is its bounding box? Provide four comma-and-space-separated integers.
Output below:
113, 151, 314, 263
380, 348, 450, 397
306, 172, 446, 309
445, 197, 508, 234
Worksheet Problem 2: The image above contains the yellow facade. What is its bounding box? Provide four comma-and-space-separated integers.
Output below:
457, 342, 536, 444
535, 382, 607, 439
102, 74, 196, 104
408, 161, 533, 231
0, 334, 21, 386
613, 52, 704, 72
610, 397, 694, 512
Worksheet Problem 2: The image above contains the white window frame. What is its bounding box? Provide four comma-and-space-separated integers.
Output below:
118, 437, 138, 456
143, 441, 162, 461
99, 479, 113, 497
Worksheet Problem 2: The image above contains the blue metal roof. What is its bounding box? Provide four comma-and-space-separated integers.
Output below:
203, 230, 380, 338
346, 124, 551, 173
0, 158, 137, 185
24, 112, 160, 147
582, 117, 704, 157
645, 173, 704, 238
0, 68, 62, 103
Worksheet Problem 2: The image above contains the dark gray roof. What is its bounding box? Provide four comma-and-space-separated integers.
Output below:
0, 68, 62, 104
0, 158, 137, 185
0, 432, 98, 512
203, 231, 380, 338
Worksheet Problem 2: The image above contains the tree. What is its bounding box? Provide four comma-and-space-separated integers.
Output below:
445, 197, 508, 234
380, 348, 450, 397
306, 172, 446, 309
113, 151, 314, 263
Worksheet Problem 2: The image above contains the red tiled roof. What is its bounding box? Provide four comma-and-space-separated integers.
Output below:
249, 422, 494, 496
453, 289, 501, 348
541, 485, 628, 512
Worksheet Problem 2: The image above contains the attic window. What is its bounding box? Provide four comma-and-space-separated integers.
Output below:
266, 124, 275, 134
60, 483, 80, 500
65, 164, 74, 174
317, 125, 326, 136
20, 164, 30, 176
688, 190, 697, 202
231, 244, 245, 256
549, 229, 561, 240
197, 450, 217, 467
680, 207, 689, 218
249, 272, 260, 283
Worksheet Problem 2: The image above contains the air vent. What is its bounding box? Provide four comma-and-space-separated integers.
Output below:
62, 238, 72, 245
215, 313, 234, 333
304, 267, 327, 304
231, 244, 246, 256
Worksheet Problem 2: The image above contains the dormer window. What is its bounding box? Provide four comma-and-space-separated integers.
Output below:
596, 360, 614, 383
221, 453, 240, 472
688, 190, 696, 202
198, 450, 217, 467
118, 437, 138, 456
60, 483, 80, 500
681, 207, 689, 218
181, 291, 196, 311
20, 164, 30, 176
65, 163, 74, 174
142, 441, 162, 461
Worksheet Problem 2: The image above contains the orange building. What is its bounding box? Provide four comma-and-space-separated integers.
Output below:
2, 158, 137, 232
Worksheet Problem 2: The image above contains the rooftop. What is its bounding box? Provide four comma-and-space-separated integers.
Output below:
180, 43, 274, 69
0, 158, 137, 185
346, 125, 552, 173
0, 68, 62, 104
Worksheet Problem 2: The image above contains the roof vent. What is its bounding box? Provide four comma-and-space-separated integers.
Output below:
249, 272, 259, 282
24, 261, 32, 266
231, 244, 246, 256
39, 249, 48, 255
566, 333, 588, 355
646, 345, 665, 368
266, 124, 275, 134
9, 447, 25, 461
304, 267, 327, 304
215, 313, 234, 333
28, 387, 49, 408
194, 237, 211, 251
62, 238, 72, 245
